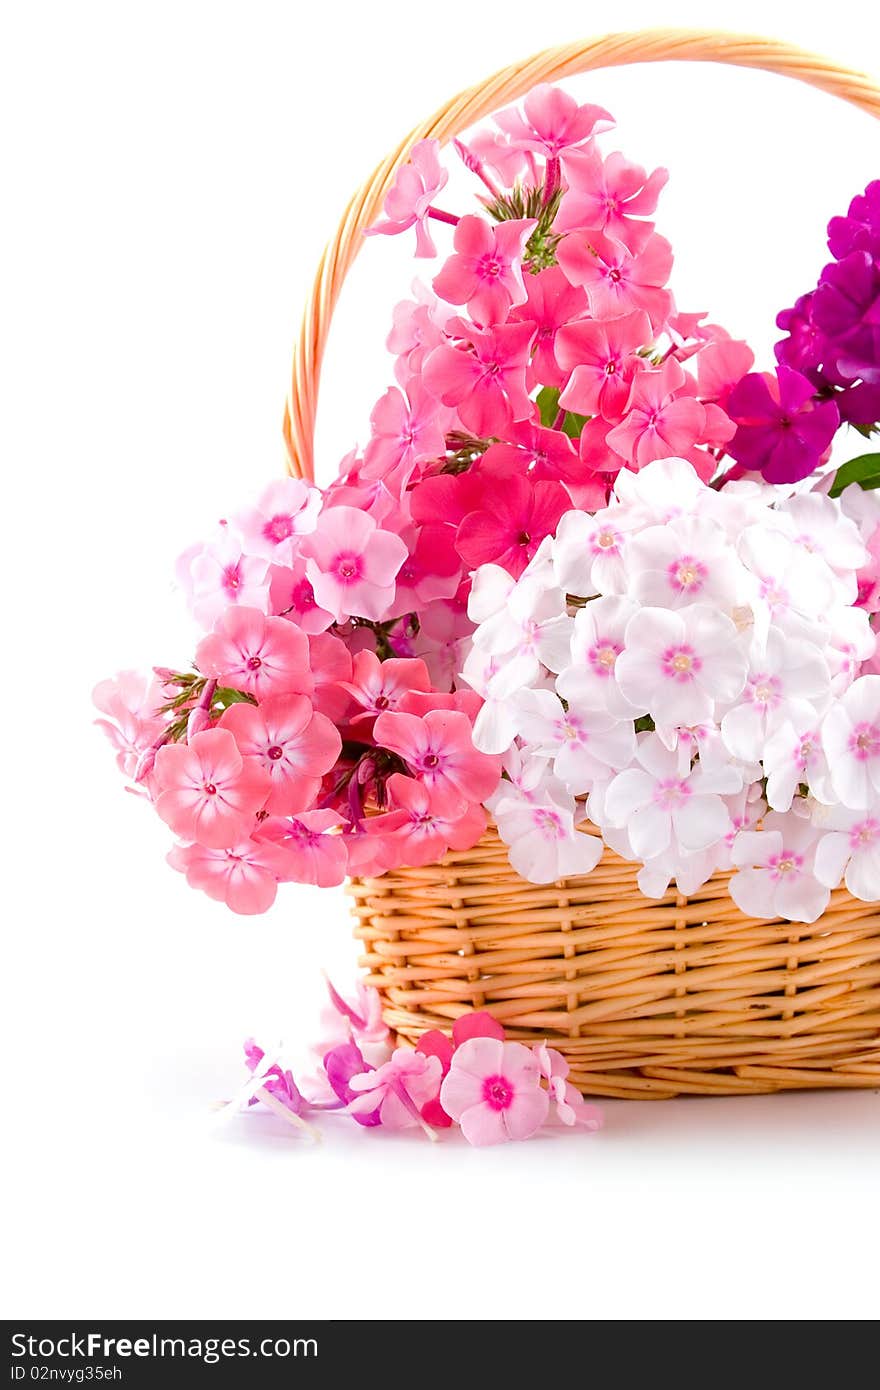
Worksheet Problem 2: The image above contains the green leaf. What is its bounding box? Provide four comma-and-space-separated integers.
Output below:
828, 452, 880, 498
536, 386, 561, 429
561, 411, 588, 440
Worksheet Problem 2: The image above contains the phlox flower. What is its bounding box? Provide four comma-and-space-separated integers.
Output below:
409, 592, 473, 691
556, 145, 668, 242
557, 309, 652, 421
624, 513, 746, 611
461, 129, 529, 186
615, 605, 747, 727
360, 382, 453, 486
322, 1042, 380, 1127
730, 813, 830, 923
234, 478, 321, 566
305, 630, 353, 722
512, 266, 588, 389
268, 560, 334, 634
494, 84, 612, 158
348, 1049, 443, 1135
822, 675, 880, 808
299, 506, 408, 622
602, 733, 739, 861
461, 646, 522, 755
513, 688, 636, 792
725, 366, 839, 483
439, 1037, 549, 1146
556, 229, 673, 330
720, 628, 829, 762
813, 806, 880, 902
340, 651, 431, 724
195, 606, 313, 700
493, 785, 605, 884
555, 596, 639, 718
154, 728, 271, 848
168, 836, 291, 915
218, 695, 341, 816
93, 670, 166, 780
185, 529, 270, 629
423, 322, 535, 436
255, 810, 348, 888
551, 507, 634, 595
694, 336, 756, 408
364, 774, 487, 867
612, 455, 709, 523
387, 283, 452, 385
365, 138, 449, 258
319, 977, 390, 1050
386, 525, 462, 614
605, 360, 714, 473
774, 492, 867, 578
239, 1040, 321, 1134
432, 215, 535, 327
763, 710, 834, 812
373, 709, 501, 803
469, 569, 573, 697
533, 1043, 603, 1129
456, 474, 569, 578
738, 526, 840, 646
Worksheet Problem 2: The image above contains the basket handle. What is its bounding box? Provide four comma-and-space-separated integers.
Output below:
283, 27, 880, 483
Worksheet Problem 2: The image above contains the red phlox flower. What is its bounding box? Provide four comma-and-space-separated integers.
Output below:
387, 523, 463, 615
455, 471, 569, 577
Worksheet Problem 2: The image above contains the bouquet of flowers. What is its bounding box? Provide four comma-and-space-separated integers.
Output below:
96, 83, 880, 928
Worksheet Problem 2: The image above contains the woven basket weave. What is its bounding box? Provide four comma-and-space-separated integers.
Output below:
286, 29, 880, 1098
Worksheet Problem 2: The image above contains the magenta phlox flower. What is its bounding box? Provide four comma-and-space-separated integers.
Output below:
726, 366, 839, 483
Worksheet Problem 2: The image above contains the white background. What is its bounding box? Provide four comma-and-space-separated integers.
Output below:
3, 0, 879, 1322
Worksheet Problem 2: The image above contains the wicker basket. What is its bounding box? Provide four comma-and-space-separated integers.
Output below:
285, 29, 880, 1098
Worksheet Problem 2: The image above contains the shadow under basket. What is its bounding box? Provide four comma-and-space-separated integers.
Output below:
349, 826, 880, 1099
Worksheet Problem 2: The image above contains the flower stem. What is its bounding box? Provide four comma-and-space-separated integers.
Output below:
256, 1087, 321, 1141
452, 138, 501, 198
426, 207, 460, 227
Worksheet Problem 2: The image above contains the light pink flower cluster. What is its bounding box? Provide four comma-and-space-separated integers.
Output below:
97, 83, 880, 927
234, 981, 602, 1147
468, 457, 880, 921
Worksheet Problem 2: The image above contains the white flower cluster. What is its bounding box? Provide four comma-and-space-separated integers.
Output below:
463, 458, 880, 923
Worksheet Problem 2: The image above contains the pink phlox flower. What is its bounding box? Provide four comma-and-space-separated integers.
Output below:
494, 84, 613, 158
299, 505, 408, 622
93, 670, 166, 780
399, 688, 482, 721
695, 337, 756, 409
409, 593, 473, 692
255, 810, 349, 888
602, 733, 740, 862
340, 650, 432, 725
511, 266, 588, 389
556, 229, 673, 330
822, 674, 880, 809
364, 773, 488, 867
533, 1043, 603, 1129
616, 604, 748, 728
320, 977, 390, 1049
725, 366, 840, 484
605, 359, 709, 471
360, 382, 454, 487
423, 321, 535, 436
218, 695, 341, 816
813, 805, 880, 902
185, 528, 270, 628
439, 1037, 550, 1145
387, 524, 462, 614
195, 606, 313, 700
365, 138, 449, 257
322, 1041, 381, 1127
461, 129, 529, 185
455, 472, 570, 578
167, 835, 291, 914
347, 1048, 443, 1136
268, 560, 335, 634
556, 145, 668, 243
730, 813, 830, 923
416, 1012, 506, 1128
513, 687, 636, 793
556, 594, 640, 719
486, 422, 578, 484
155, 728, 271, 848
306, 630, 353, 723
234, 478, 321, 566
387, 284, 452, 386
432, 215, 535, 327
373, 708, 502, 802
557, 308, 653, 421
